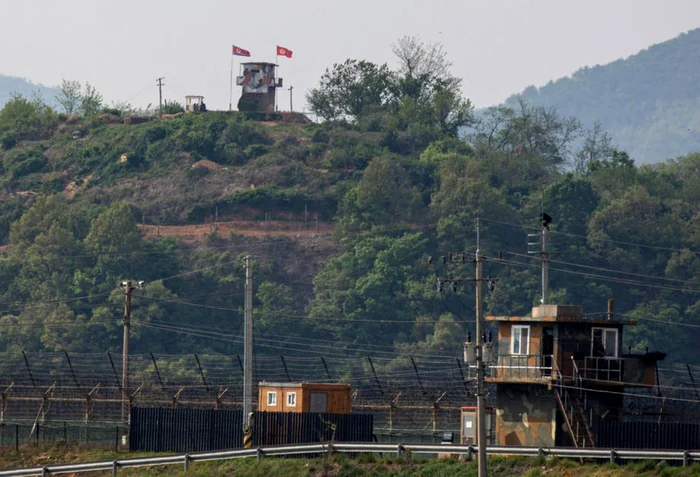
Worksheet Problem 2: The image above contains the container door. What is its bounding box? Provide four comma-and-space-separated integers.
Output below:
309, 392, 328, 412
543, 327, 554, 377
462, 411, 476, 445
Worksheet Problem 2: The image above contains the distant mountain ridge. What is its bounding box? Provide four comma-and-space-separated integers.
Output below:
0, 75, 60, 108
504, 28, 700, 164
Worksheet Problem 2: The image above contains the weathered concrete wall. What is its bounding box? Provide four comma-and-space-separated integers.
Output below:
495, 384, 556, 446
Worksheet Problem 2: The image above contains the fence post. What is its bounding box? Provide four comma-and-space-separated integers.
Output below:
115, 427, 119, 453
184, 454, 190, 472
41, 467, 48, 477
63, 422, 67, 444
466, 445, 473, 461
609, 449, 616, 464
684, 450, 691, 467
15, 424, 18, 453
256, 447, 262, 462
396, 444, 404, 457
112, 460, 118, 476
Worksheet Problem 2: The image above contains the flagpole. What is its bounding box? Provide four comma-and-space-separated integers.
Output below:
275, 53, 279, 112
229, 51, 234, 111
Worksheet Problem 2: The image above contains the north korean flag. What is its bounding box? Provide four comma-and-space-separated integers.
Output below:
276, 46, 293, 58
232, 45, 251, 57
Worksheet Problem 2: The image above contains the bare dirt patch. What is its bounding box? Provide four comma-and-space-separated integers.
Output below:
139, 219, 333, 243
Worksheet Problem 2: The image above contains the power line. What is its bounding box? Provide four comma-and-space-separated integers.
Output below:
503, 250, 700, 287
480, 217, 699, 256
496, 256, 700, 294
134, 321, 460, 360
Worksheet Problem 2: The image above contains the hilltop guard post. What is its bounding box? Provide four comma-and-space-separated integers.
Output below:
236, 62, 282, 114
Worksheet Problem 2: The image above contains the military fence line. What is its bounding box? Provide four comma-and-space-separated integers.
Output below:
0, 352, 478, 433
1, 352, 699, 436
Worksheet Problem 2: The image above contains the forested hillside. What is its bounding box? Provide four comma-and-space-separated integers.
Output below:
1, 37, 700, 373
505, 28, 700, 164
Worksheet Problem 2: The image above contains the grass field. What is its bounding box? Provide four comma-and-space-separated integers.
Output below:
4, 445, 700, 476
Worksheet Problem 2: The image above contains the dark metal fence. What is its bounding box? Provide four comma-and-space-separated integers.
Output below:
253, 411, 373, 447
597, 420, 700, 450
129, 407, 243, 453
129, 408, 373, 453
0, 423, 126, 452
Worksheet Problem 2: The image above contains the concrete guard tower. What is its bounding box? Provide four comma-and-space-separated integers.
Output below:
236, 62, 282, 113
485, 303, 665, 448
481, 214, 665, 448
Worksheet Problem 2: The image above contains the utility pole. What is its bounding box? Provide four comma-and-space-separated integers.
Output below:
156, 77, 165, 118
288, 86, 294, 112
541, 220, 549, 305
434, 219, 495, 477
474, 219, 487, 477
120, 280, 144, 440
243, 256, 253, 429
121, 280, 132, 427
529, 212, 552, 304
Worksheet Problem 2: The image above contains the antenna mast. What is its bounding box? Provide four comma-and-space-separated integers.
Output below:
529, 213, 552, 304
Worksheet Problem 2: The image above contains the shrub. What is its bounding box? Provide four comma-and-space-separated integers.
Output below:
3, 148, 48, 178
244, 144, 267, 159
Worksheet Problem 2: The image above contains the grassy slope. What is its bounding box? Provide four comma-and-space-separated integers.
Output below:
0, 113, 358, 244
2, 446, 700, 477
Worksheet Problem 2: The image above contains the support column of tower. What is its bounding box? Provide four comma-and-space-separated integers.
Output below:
475, 220, 487, 477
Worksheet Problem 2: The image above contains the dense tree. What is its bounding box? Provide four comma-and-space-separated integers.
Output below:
392, 36, 473, 135
306, 60, 395, 121
472, 98, 582, 169
56, 79, 82, 115
55, 80, 104, 116
0, 93, 56, 148
80, 82, 104, 116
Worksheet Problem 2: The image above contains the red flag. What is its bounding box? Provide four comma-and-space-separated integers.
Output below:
232, 45, 251, 57
276, 45, 293, 58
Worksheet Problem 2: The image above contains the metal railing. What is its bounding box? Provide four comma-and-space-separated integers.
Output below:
3, 443, 699, 476
488, 354, 554, 380
579, 357, 622, 382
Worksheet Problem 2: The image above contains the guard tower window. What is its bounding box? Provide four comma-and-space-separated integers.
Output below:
267, 391, 277, 406
591, 327, 618, 358
511, 325, 530, 355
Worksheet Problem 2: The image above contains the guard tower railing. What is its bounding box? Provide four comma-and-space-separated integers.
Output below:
485, 354, 554, 381
577, 357, 623, 382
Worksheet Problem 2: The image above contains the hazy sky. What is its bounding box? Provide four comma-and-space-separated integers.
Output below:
2, 0, 699, 111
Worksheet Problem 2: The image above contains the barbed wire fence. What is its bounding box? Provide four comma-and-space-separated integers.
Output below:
0, 352, 475, 441
2, 353, 700, 449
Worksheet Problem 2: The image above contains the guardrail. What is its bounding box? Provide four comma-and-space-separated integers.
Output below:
1, 443, 699, 476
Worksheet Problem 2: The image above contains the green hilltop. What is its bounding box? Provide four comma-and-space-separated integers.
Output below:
506, 28, 700, 164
